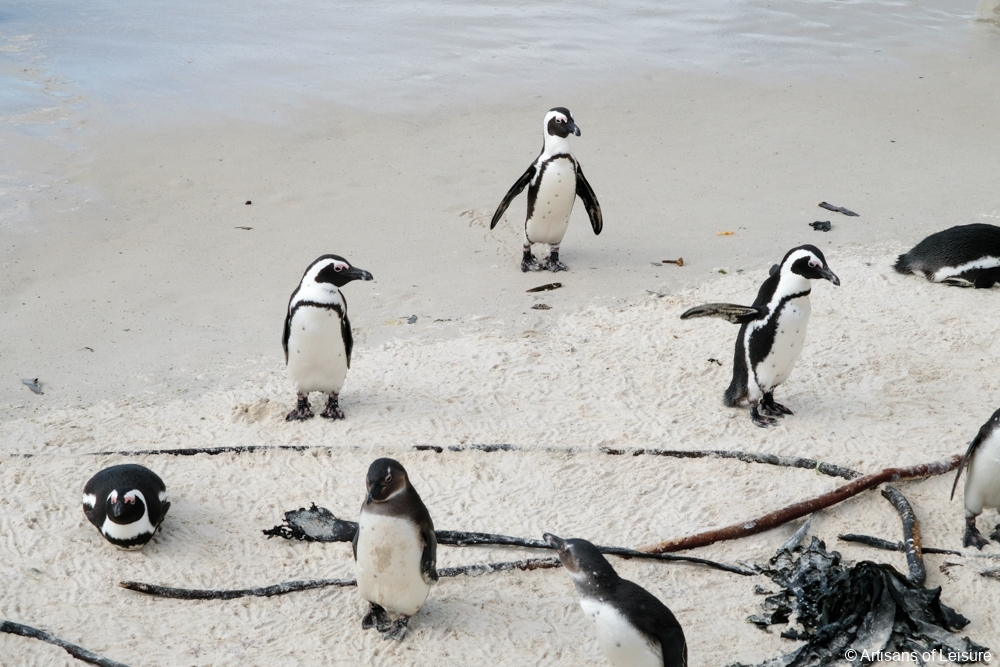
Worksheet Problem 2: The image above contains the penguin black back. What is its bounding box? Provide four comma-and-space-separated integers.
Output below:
82, 464, 169, 549
894, 223, 1000, 288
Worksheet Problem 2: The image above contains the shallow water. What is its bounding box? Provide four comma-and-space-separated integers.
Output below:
0, 0, 984, 122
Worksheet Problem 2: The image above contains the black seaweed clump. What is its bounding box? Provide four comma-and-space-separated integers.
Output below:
733, 537, 988, 667
262, 503, 358, 543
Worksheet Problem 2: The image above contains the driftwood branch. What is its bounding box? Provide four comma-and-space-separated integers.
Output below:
0, 620, 131, 667
264, 505, 753, 576
119, 559, 565, 601
880, 485, 926, 584
643, 455, 961, 554
600, 448, 862, 481
838, 533, 960, 556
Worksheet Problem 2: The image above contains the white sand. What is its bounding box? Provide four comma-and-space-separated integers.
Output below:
3, 20, 1000, 667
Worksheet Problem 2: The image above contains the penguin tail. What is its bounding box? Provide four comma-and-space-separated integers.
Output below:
723, 380, 744, 407
893, 253, 912, 275
680, 303, 762, 324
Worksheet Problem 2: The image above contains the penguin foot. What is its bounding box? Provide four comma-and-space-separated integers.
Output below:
750, 406, 777, 428
990, 523, 1000, 544
521, 251, 542, 272
543, 252, 568, 272
762, 395, 794, 416
380, 616, 409, 642
285, 395, 314, 421
963, 519, 989, 550
320, 396, 345, 420
362, 603, 391, 631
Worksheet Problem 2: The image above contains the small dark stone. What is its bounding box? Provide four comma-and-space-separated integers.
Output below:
531, 304, 551, 310
406, 315, 417, 324
245, 200, 252, 205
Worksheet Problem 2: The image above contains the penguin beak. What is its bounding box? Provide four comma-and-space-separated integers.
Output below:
567, 122, 581, 137
366, 483, 381, 505
348, 267, 374, 283
819, 267, 840, 286
543, 533, 566, 552
111, 502, 123, 518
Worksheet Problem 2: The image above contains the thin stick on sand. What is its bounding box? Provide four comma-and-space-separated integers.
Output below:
119, 559, 564, 601
838, 533, 961, 556
0, 620, 132, 667
642, 455, 961, 554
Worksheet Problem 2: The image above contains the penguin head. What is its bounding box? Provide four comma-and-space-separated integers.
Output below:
544, 533, 619, 587
105, 488, 147, 525
544, 107, 580, 140
782, 245, 840, 285
365, 458, 409, 505
309, 255, 374, 288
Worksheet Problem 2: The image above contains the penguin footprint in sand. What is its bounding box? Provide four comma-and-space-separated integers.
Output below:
354, 458, 437, 641
82, 464, 169, 549
490, 107, 603, 273
545, 534, 687, 667
951, 408, 1000, 549
681, 245, 839, 428
283, 254, 373, 421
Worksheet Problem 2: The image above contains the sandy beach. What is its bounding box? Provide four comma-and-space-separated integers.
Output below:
3, 2, 1000, 665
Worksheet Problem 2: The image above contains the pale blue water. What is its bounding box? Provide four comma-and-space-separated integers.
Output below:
0, 0, 982, 123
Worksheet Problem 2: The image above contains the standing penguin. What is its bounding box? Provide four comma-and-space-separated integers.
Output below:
544, 534, 687, 667
283, 254, 373, 421
82, 464, 170, 549
353, 458, 437, 641
894, 223, 1000, 288
490, 107, 603, 272
681, 245, 840, 427
951, 408, 1000, 549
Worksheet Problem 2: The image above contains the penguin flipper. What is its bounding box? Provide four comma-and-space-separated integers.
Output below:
574, 162, 603, 235
951, 431, 986, 500
490, 165, 536, 230
420, 526, 439, 584
352, 524, 359, 561
618, 580, 687, 667
680, 303, 763, 324
342, 311, 354, 369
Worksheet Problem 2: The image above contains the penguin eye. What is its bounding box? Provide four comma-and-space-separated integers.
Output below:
809, 260, 820, 268
384, 474, 392, 484
109, 491, 118, 503
556, 118, 564, 123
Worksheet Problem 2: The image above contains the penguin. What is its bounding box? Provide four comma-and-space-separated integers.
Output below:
543, 533, 687, 667
353, 458, 437, 641
82, 464, 169, 549
894, 223, 1000, 288
951, 408, 1000, 549
489, 107, 603, 272
680, 245, 840, 428
283, 254, 373, 421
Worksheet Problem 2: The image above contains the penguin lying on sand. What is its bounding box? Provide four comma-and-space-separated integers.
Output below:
354, 458, 437, 641
490, 107, 602, 272
82, 464, 169, 549
894, 223, 1000, 288
681, 245, 840, 428
544, 534, 687, 667
283, 254, 373, 421
951, 408, 1000, 549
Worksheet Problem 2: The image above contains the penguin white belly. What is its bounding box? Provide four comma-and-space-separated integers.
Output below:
964, 432, 1000, 516
526, 158, 577, 245
101, 513, 156, 550
750, 296, 811, 396
932, 256, 1000, 283
286, 306, 348, 395
579, 598, 663, 667
355, 513, 431, 617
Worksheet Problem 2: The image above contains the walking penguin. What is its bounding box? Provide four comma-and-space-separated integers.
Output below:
680, 245, 840, 427
353, 458, 438, 641
951, 408, 1000, 549
82, 464, 170, 549
489, 107, 603, 272
544, 533, 687, 667
283, 254, 373, 421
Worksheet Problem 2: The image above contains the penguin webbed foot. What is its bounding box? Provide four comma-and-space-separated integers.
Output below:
750, 406, 777, 428
990, 523, 1000, 544
761, 394, 794, 417
362, 603, 391, 631
285, 395, 314, 421
380, 616, 409, 642
521, 250, 542, 272
964, 518, 989, 550
320, 395, 345, 420
543, 252, 568, 272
